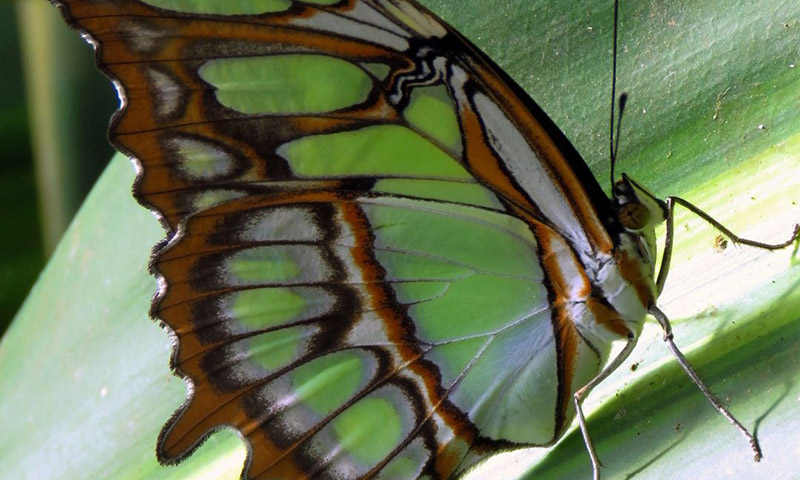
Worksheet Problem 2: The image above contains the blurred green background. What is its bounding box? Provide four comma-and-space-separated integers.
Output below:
0, 0, 116, 333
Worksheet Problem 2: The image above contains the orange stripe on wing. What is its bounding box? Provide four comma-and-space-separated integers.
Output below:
533, 224, 583, 435
533, 223, 633, 436
338, 200, 479, 476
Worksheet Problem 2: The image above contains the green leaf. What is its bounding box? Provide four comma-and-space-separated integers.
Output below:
1, 1, 798, 479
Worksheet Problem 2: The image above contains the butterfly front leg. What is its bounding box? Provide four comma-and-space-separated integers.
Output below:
656, 196, 800, 294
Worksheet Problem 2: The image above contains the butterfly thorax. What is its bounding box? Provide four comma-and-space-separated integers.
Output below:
585, 174, 668, 344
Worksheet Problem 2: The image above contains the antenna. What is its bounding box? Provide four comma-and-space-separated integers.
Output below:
608, 0, 620, 192
614, 93, 627, 167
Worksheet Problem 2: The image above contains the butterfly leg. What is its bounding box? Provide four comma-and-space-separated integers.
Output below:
574, 336, 637, 480
648, 305, 763, 461
656, 195, 800, 294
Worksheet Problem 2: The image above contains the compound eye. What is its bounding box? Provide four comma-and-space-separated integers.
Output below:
618, 202, 650, 231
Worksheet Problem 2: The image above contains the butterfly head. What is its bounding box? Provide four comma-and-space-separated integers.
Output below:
613, 174, 668, 277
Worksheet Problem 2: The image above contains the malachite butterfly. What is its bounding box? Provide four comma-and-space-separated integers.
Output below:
48, 0, 799, 479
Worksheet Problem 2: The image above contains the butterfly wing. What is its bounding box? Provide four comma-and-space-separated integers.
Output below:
53, 1, 623, 478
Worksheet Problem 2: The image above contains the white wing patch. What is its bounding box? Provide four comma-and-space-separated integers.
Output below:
472, 92, 591, 251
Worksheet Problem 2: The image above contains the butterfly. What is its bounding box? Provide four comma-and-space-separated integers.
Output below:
49, 0, 798, 479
